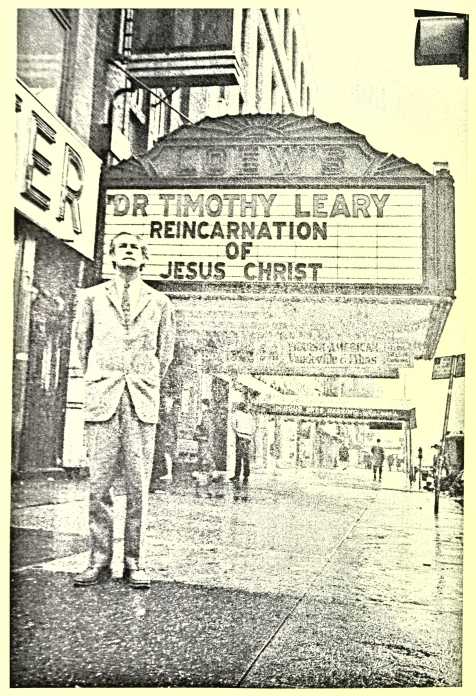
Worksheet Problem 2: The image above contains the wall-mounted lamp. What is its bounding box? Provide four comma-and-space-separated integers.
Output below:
414, 9, 468, 79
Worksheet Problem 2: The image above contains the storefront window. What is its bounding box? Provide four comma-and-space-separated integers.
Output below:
17, 9, 69, 115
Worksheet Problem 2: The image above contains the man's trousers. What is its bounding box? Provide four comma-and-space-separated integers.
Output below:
85, 388, 156, 569
373, 464, 383, 481
234, 436, 251, 480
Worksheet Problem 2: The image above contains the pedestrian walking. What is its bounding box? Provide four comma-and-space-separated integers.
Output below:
371, 439, 385, 482
229, 402, 255, 484
72, 231, 175, 589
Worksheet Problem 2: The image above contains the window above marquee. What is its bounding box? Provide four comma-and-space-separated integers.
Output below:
16, 9, 71, 117
128, 9, 234, 54
118, 8, 244, 89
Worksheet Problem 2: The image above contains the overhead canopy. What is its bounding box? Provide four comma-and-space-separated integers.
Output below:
173, 293, 451, 377
253, 400, 417, 429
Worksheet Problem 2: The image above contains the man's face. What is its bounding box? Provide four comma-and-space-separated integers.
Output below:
111, 234, 143, 270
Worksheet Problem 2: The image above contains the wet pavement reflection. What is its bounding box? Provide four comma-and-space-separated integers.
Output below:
11, 467, 463, 687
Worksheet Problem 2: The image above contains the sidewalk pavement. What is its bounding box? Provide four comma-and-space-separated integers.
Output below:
10, 465, 414, 509
11, 473, 88, 509
10, 467, 463, 688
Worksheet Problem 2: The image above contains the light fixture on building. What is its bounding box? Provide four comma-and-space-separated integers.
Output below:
414, 9, 468, 79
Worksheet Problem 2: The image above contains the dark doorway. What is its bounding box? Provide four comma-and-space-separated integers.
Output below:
211, 376, 229, 471
20, 236, 81, 471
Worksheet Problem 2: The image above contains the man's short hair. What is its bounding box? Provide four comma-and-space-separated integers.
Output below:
109, 232, 149, 269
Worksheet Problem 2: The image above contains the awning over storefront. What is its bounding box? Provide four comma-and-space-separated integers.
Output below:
253, 398, 417, 428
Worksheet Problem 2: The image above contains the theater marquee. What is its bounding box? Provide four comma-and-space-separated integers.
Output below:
101, 114, 455, 375
104, 187, 423, 285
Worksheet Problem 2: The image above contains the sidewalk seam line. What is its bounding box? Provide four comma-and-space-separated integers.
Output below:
236, 494, 376, 687
12, 550, 89, 574
12, 497, 87, 511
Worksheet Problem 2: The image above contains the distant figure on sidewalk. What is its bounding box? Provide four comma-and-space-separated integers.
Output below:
230, 402, 256, 484
150, 395, 179, 489
338, 443, 349, 469
331, 441, 339, 467
430, 443, 449, 488
192, 398, 224, 497
72, 231, 175, 589
195, 399, 213, 472
387, 453, 394, 471
371, 439, 385, 482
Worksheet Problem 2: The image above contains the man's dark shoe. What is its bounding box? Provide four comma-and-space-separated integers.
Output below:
123, 564, 151, 589
73, 565, 112, 587
229, 477, 238, 482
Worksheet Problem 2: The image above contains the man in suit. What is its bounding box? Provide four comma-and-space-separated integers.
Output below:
371, 438, 385, 482
229, 401, 255, 484
73, 231, 175, 588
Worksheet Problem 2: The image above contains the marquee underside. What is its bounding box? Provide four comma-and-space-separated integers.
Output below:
171, 294, 451, 378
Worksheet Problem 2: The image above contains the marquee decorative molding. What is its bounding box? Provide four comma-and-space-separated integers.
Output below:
105, 113, 431, 185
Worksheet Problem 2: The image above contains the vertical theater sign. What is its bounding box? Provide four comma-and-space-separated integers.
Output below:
102, 114, 455, 381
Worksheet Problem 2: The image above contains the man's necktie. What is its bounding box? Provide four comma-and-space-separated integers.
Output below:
121, 281, 131, 327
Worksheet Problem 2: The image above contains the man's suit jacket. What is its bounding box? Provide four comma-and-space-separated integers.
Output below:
74, 279, 176, 423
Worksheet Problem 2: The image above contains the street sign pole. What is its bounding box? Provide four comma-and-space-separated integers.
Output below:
434, 355, 456, 515
417, 446, 423, 490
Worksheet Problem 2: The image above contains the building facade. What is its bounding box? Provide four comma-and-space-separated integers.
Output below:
14, 8, 317, 475
14, 9, 102, 474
